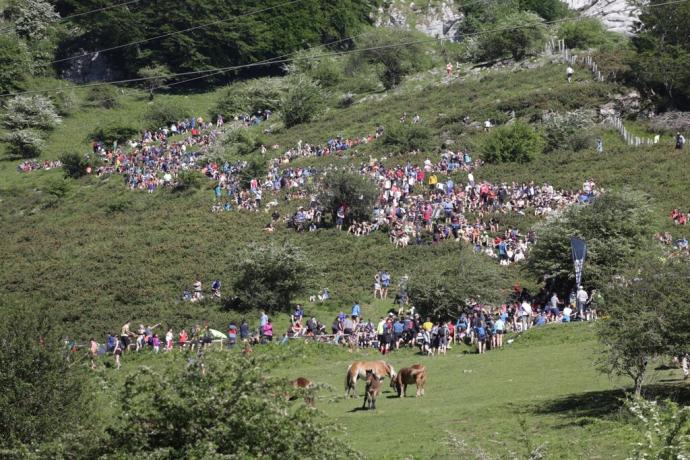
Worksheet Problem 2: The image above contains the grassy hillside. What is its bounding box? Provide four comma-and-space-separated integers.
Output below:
94, 323, 690, 459
2, 60, 689, 338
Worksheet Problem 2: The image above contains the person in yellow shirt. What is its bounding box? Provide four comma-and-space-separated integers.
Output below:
422, 317, 434, 332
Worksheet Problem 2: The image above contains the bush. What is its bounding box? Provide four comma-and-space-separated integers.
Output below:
88, 124, 139, 146
173, 170, 202, 192
232, 242, 310, 312
213, 128, 264, 157
0, 33, 29, 94
290, 48, 343, 88
380, 123, 433, 154
477, 11, 546, 61
319, 171, 378, 224
83, 85, 120, 109
481, 122, 544, 163
143, 100, 190, 131
519, 0, 569, 21
348, 29, 430, 89
280, 75, 325, 128
4, 129, 45, 158
542, 109, 596, 152
2, 95, 61, 130
59, 152, 89, 178
212, 77, 285, 119
560, 18, 610, 50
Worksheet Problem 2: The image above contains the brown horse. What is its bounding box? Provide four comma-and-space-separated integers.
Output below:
362, 370, 382, 410
345, 360, 396, 398
289, 377, 315, 406
390, 364, 427, 397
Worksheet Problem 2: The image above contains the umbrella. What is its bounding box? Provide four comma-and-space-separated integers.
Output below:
209, 329, 227, 339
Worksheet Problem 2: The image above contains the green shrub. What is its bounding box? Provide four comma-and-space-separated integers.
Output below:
173, 170, 202, 192
560, 18, 611, 50
290, 48, 343, 88
0, 34, 29, 94
212, 78, 284, 119
380, 123, 433, 154
3, 95, 61, 130
88, 124, 139, 146
542, 109, 596, 152
481, 122, 544, 163
477, 11, 546, 61
4, 129, 45, 158
59, 152, 90, 178
280, 75, 325, 128
214, 128, 264, 157
348, 29, 431, 89
143, 100, 191, 131
519, 0, 569, 21
83, 85, 120, 109
319, 170, 378, 224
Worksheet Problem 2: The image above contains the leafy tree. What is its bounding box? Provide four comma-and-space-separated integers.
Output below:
0, 310, 91, 451
232, 242, 310, 312
213, 127, 264, 157
280, 75, 326, 128
380, 123, 433, 154
526, 191, 653, 295
518, 0, 569, 21
597, 258, 690, 396
83, 85, 120, 109
142, 99, 190, 131
319, 170, 378, 224
102, 353, 360, 459
3, 0, 59, 41
407, 248, 510, 319
349, 29, 429, 89
481, 122, 544, 163
289, 48, 343, 88
0, 34, 29, 94
138, 64, 172, 99
2, 95, 61, 130
212, 77, 285, 119
560, 18, 610, 50
88, 124, 139, 145
3, 129, 45, 158
625, 397, 690, 457
629, 1, 690, 109
173, 170, 203, 192
477, 11, 545, 61
59, 152, 90, 178
542, 109, 596, 152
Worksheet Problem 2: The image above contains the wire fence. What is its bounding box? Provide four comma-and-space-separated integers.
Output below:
545, 38, 657, 147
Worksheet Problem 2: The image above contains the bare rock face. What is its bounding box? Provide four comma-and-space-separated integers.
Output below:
565, 0, 639, 35
374, 1, 463, 40
60, 51, 122, 83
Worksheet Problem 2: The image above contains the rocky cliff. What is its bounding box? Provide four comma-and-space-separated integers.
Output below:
565, 0, 638, 35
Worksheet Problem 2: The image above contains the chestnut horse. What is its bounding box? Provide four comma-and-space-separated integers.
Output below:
390, 364, 427, 397
362, 370, 382, 410
289, 377, 315, 406
345, 360, 396, 398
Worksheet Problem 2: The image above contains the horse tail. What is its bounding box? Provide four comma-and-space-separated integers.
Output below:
345, 364, 353, 393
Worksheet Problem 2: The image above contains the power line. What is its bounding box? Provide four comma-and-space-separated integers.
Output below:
4, 0, 689, 98
0, 0, 141, 34
49, 0, 303, 66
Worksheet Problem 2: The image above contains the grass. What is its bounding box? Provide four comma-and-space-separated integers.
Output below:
93, 322, 690, 459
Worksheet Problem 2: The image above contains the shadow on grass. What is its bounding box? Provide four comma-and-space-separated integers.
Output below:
534, 382, 690, 428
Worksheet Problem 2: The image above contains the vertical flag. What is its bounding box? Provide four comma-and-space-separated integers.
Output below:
570, 238, 587, 287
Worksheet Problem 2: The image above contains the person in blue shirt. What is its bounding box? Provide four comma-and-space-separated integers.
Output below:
351, 302, 361, 320
393, 319, 405, 349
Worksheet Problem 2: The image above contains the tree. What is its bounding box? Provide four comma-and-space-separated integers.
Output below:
83, 85, 120, 109
137, 64, 173, 100
319, 171, 378, 225
102, 353, 361, 459
142, 99, 190, 131
597, 258, 690, 396
0, 35, 29, 95
212, 77, 285, 120
2, 95, 61, 130
3, 129, 45, 158
478, 11, 545, 61
481, 122, 544, 163
629, 1, 690, 109
0, 310, 92, 452
59, 152, 90, 178
407, 248, 510, 319
3, 0, 59, 41
526, 191, 653, 296
280, 75, 326, 128
231, 242, 310, 312
518, 0, 569, 21
560, 18, 610, 50
380, 123, 433, 154
348, 29, 429, 89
